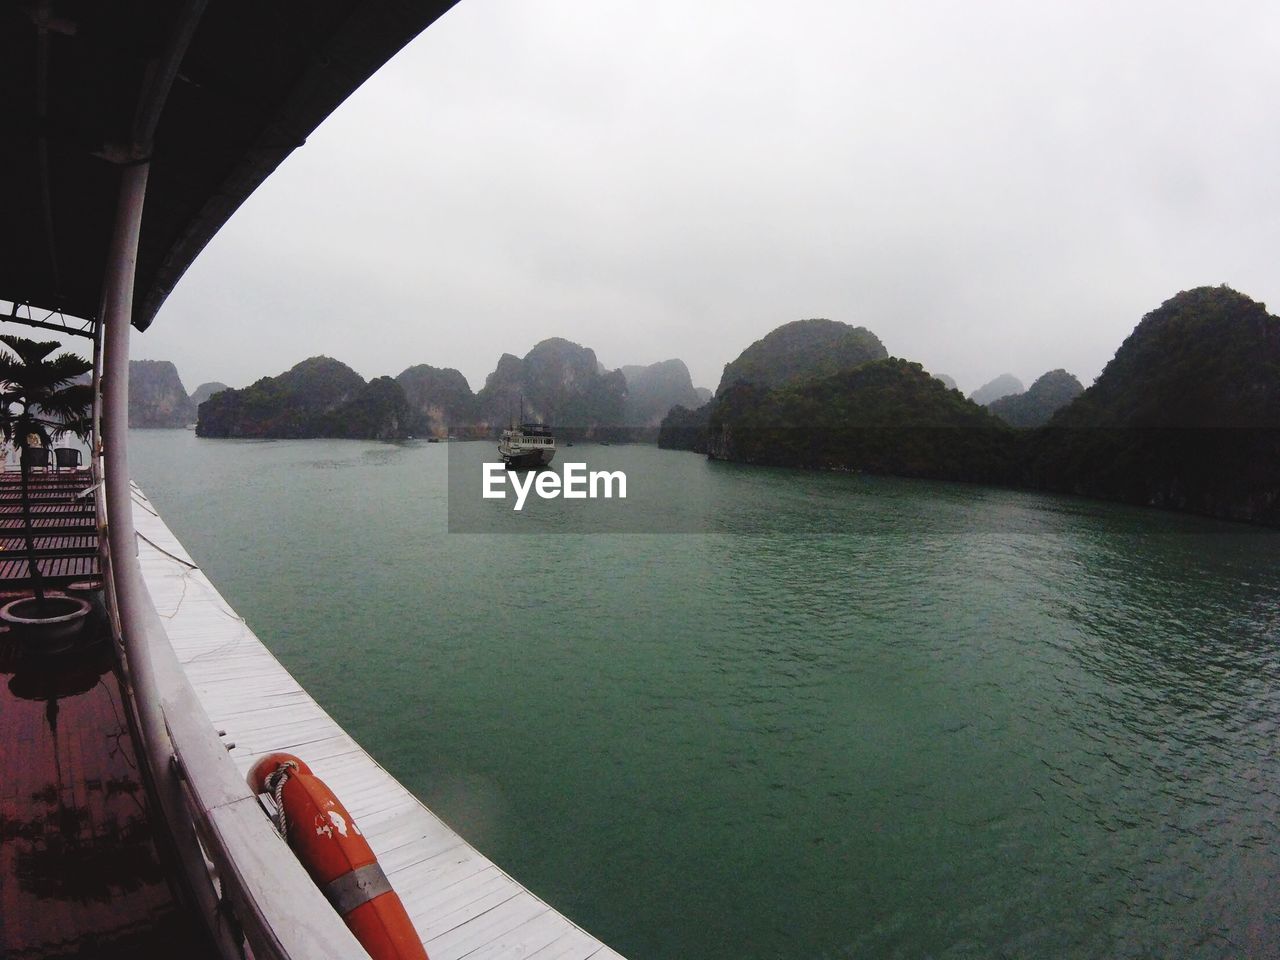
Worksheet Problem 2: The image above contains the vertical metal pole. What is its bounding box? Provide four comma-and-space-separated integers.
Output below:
91, 237, 108, 636
98, 161, 239, 956
100, 161, 148, 645
91, 303, 103, 472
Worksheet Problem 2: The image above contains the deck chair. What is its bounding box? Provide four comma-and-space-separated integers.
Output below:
21, 447, 50, 471
53, 447, 83, 471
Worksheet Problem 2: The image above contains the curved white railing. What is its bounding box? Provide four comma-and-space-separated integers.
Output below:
93, 77, 370, 955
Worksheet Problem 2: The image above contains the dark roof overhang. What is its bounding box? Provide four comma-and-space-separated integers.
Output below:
0, 1, 460, 332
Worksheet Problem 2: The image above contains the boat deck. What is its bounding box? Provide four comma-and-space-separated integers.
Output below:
131, 482, 627, 960
0, 470, 102, 590
0, 587, 213, 960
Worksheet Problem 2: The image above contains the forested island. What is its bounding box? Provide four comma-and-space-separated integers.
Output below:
143, 284, 1279, 525
190, 340, 709, 442
660, 286, 1279, 526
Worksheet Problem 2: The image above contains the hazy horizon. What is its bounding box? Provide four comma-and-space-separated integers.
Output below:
79, 0, 1280, 395
128, 304, 1161, 399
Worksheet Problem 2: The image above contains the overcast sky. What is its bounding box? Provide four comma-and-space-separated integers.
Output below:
135, 0, 1280, 396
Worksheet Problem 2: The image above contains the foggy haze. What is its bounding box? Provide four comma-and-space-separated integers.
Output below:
133, 0, 1280, 396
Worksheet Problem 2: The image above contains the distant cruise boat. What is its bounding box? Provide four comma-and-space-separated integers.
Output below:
499, 422, 556, 470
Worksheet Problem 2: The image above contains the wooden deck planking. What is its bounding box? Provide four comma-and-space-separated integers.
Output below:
0, 504, 94, 515
374, 827, 468, 874
409, 870, 514, 926
0, 534, 97, 550
0, 621, 214, 957
0, 520, 96, 532
393, 842, 492, 895
130, 484, 625, 960
526, 929, 608, 960
465, 909, 594, 960
0, 554, 98, 579
425, 892, 551, 960
0, 472, 100, 590
411, 869, 519, 928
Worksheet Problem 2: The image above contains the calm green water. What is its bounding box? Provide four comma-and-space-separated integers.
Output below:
130, 430, 1280, 959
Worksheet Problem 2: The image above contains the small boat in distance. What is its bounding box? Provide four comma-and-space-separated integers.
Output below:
499, 422, 556, 470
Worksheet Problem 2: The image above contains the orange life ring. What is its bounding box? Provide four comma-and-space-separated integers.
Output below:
248, 752, 429, 960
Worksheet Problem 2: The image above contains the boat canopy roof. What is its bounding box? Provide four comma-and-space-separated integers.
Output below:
1, 1, 459, 332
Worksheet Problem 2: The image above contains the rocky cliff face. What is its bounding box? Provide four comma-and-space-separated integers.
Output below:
129, 360, 195, 427
314, 376, 412, 441
717, 318, 887, 394
190, 341, 700, 442
988, 369, 1083, 428
197, 356, 409, 440
395, 364, 477, 437
476, 338, 626, 437
621, 359, 702, 428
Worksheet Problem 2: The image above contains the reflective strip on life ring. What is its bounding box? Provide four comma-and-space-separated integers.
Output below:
323, 861, 394, 914
247, 752, 429, 960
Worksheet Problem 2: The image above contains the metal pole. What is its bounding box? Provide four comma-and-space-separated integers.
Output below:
101, 162, 145, 647
97, 157, 368, 960
89, 8, 368, 958
98, 160, 240, 956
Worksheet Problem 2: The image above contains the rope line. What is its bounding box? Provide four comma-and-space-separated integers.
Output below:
264, 760, 299, 837
135, 530, 199, 569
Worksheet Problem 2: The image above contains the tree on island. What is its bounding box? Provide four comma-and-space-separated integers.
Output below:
0, 336, 93, 605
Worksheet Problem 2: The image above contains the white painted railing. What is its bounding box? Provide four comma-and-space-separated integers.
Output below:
96, 423, 372, 960
93, 149, 369, 959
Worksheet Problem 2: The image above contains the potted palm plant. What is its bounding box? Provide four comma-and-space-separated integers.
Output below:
0, 336, 95, 646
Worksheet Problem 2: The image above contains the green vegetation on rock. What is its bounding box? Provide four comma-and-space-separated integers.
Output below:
317, 376, 412, 441
664, 317, 892, 456
708, 359, 1017, 482
684, 286, 1280, 525
717, 318, 887, 394
1028, 286, 1280, 523
658, 402, 712, 453
988, 369, 1083, 428
197, 357, 408, 440
181, 285, 1278, 525
191, 339, 701, 442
